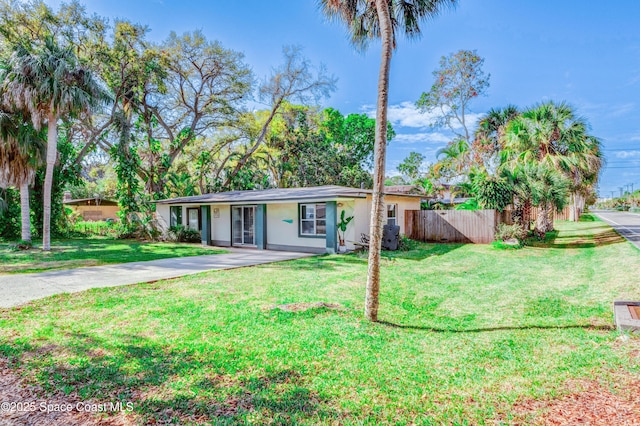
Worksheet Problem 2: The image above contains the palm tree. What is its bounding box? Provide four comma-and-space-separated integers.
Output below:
432, 137, 470, 180
320, 0, 457, 321
472, 105, 519, 173
0, 109, 44, 242
501, 101, 601, 235
1, 38, 107, 250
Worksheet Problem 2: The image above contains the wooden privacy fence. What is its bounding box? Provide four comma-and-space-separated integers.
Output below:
499, 206, 573, 225
405, 210, 498, 244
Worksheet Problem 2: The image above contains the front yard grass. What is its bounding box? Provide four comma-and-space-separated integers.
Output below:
1, 214, 639, 424
0, 239, 227, 274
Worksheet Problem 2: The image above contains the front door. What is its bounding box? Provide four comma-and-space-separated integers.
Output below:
232, 206, 255, 246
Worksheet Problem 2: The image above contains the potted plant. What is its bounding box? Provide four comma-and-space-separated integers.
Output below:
337, 210, 354, 253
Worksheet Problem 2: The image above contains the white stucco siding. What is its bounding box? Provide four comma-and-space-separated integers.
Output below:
356, 195, 421, 239
266, 202, 326, 251
211, 204, 231, 245
336, 199, 360, 250
383, 195, 421, 235
155, 204, 172, 233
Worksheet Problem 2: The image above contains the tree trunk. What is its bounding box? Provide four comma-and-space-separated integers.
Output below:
43, 113, 58, 251
364, 0, 393, 322
534, 202, 549, 239
569, 192, 578, 222
20, 182, 31, 243
523, 198, 532, 231
545, 203, 554, 231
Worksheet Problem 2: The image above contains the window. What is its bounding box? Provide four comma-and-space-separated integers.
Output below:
187, 207, 200, 231
387, 204, 397, 226
170, 206, 182, 227
300, 203, 326, 236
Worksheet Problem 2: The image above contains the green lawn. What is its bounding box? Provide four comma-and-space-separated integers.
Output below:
1, 216, 639, 424
0, 239, 227, 274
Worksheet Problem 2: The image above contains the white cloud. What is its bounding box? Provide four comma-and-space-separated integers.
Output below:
363, 101, 482, 132
392, 132, 450, 144
363, 101, 438, 129
615, 150, 640, 159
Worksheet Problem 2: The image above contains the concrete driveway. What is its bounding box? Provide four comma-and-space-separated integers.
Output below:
0, 248, 315, 308
592, 210, 640, 249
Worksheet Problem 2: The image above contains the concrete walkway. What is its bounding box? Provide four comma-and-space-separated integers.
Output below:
0, 248, 315, 308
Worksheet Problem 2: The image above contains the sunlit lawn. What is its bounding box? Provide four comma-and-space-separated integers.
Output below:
1, 215, 639, 424
0, 238, 227, 274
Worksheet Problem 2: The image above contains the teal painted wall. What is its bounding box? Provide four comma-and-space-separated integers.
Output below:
256, 204, 267, 250
325, 201, 337, 254
200, 205, 211, 245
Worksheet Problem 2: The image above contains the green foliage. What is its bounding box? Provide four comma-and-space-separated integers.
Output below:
472, 175, 512, 212
337, 210, 354, 233
110, 116, 147, 233
525, 164, 570, 212
397, 235, 420, 251
0, 188, 21, 239
72, 221, 122, 238
397, 151, 425, 183
455, 198, 479, 210
8, 239, 33, 251
30, 127, 82, 239
168, 225, 201, 243
495, 222, 528, 242
337, 210, 354, 246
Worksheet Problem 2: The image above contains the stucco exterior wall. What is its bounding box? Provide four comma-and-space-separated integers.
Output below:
70, 205, 119, 221
266, 202, 326, 252
383, 194, 421, 235
155, 204, 171, 232
156, 193, 420, 252
211, 204, 231, 246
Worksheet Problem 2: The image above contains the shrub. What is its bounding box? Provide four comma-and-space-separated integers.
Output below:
495, 222, 528, 242
398, 235, 419, 251
9, 240, 33, 251
168, 225, 201, 243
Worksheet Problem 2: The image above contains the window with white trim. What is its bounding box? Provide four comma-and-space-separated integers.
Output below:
170, 206, 182, 227
300, 203, 326, 236
387, 204, 397, 226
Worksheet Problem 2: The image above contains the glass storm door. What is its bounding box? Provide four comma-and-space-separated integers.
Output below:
187, 208, 200, 231
232, 206, 255, 246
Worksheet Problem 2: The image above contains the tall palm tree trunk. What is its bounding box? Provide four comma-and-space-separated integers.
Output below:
535, 201, 553, 238
545, 203, 554, 231
43, 113, 58, 251
19, 182, 31, 242
365, 0, 393, 322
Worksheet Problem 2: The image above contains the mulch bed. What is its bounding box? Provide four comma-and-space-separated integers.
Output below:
0, 359, 133, 426
509, 378, 640, 425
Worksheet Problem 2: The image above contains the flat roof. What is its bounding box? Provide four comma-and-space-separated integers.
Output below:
155, 185, 421, 205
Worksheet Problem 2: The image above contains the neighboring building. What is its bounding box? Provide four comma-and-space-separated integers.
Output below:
63, 192, 119, 221
155, 185, 421, 254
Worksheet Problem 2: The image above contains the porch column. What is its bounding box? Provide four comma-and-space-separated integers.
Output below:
200, 205, 211, 246
326, 201, 337, 254
256, 204, 267, 250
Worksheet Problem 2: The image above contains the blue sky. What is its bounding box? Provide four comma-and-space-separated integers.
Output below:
45, 0, 640, 196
